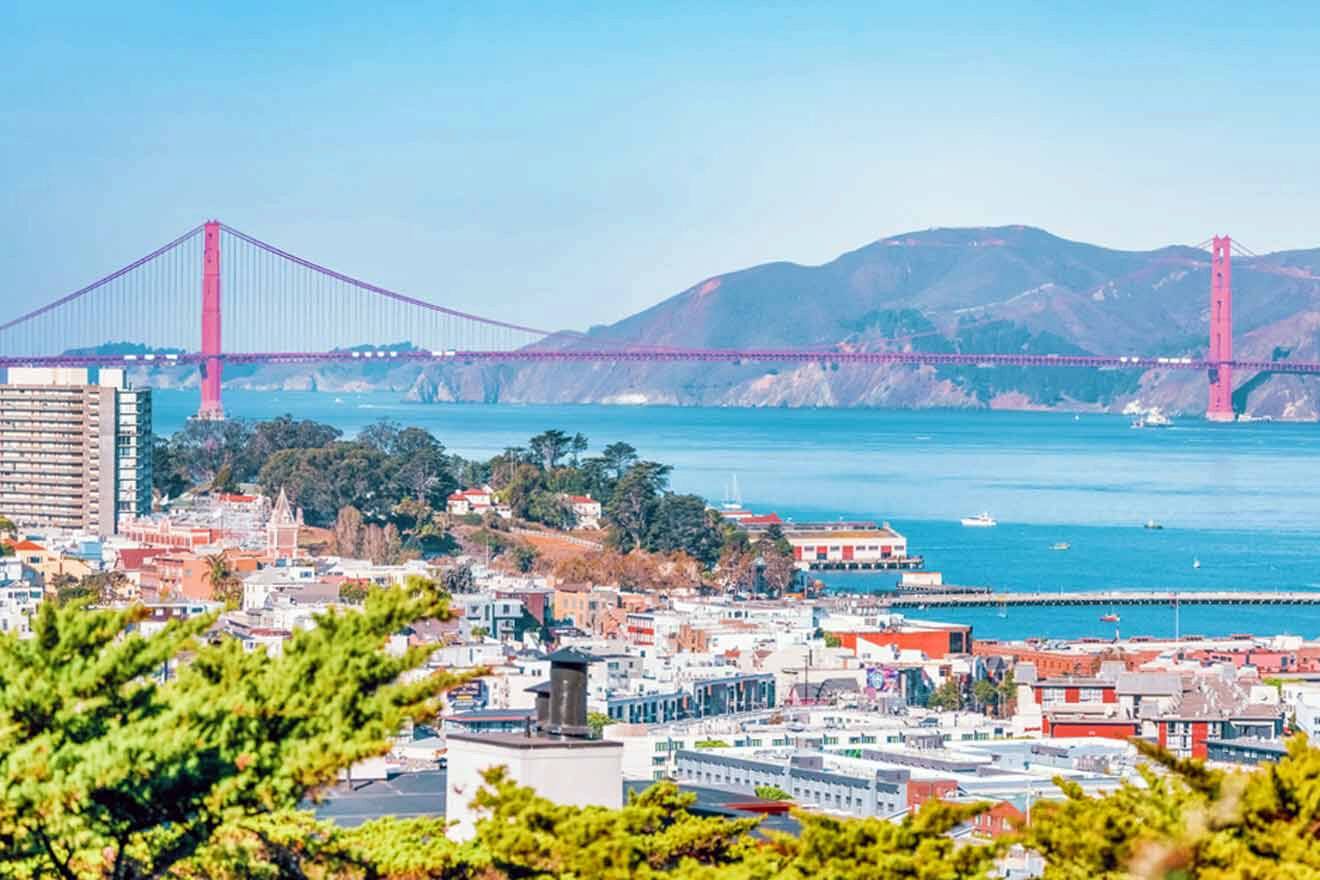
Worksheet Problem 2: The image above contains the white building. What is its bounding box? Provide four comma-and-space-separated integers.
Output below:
1282, 682, 1320, 738
446, 487, 495, 516
564, 494, 602, 529
445, 732, 623, 840
0, 367, 152, 536
0, 582, 43, 637
782, 523, 910, 571
241, 565, 334, 611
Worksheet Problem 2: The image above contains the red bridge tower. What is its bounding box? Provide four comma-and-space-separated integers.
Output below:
1206, 235, 1234, 421
198, 220, 224, 420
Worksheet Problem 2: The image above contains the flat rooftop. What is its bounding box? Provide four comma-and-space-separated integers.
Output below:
447, 731, 622, 750
311, 769, 446, 828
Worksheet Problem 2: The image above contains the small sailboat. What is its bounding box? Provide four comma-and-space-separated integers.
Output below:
1144, 520, 1164, 530
721, 474, 743, 513
1193, 558, 1201, 569
961, 512, 997, 527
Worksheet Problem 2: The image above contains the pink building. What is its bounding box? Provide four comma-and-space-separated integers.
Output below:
120, 519, 218, 552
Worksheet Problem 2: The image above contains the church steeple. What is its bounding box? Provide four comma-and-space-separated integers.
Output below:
267, 488, 300, 560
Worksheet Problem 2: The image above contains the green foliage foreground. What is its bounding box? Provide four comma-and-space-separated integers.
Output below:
0, 578, 470, 879
6, 591, 1320, 879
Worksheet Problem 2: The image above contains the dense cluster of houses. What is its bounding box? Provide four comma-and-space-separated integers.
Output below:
3, 492, 1315, 851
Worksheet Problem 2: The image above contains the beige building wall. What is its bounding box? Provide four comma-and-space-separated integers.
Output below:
0, 367, 152, 536
445, 733, 622, 841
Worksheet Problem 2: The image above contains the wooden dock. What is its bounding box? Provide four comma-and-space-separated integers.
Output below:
873, 590, 1320, 609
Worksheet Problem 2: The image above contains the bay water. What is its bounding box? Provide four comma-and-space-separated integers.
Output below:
152, 390, 1320, 640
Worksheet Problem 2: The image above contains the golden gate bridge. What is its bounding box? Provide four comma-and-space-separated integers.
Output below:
1, 220, 1311, 420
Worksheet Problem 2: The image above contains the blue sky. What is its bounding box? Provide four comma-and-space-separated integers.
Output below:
4, 2, 1319, 332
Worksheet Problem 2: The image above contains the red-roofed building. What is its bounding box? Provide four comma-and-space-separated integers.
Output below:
779, 522, 912, 571
117, 547, 170, 572
8, 540, 96, 581
447, 487, 495, 516
564, 494, 602, 529
10, 540, 45, 559
741, 513, 783, 526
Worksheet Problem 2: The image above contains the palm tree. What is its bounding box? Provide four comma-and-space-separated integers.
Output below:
203, 553, 241, 606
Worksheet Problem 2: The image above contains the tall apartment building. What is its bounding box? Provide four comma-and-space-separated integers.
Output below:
0, 367, 152, 536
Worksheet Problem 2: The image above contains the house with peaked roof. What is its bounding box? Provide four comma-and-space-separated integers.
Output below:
447, 487, 495, 516
6, 539, 96, 583
564, 494, 602, 529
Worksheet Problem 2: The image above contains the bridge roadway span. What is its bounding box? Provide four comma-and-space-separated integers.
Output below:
880, 591, 1320, 608
5, 349, 1320, 375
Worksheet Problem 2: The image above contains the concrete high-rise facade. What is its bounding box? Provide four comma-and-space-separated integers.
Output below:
0, 367, 152, 536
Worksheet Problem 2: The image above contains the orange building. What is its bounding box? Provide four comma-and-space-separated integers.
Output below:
552, 584, 619, 633
906, 779, 958, 809
675, 622, 711, 653
831, 621, 972, 659
968, 800, 1027, 838
154, 551, 261, 600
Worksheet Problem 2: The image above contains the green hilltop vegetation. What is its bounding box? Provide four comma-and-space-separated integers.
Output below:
840, 309, 1143, 405
152, 416, 797, 591
5, 581, 1320, 878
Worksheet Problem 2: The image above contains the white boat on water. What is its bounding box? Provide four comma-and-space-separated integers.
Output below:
1130, 407, 1173, 429
961, 512, 997, 527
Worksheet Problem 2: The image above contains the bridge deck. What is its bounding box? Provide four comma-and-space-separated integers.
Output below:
876, 591, 1320, 608
3, 349, 1320, 375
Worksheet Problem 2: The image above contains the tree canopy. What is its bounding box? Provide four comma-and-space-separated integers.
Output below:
0, 577, 468, 879
604, 461, 672, 552
152, 417, 776, 583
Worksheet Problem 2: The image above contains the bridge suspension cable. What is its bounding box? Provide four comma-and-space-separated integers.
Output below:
219, 223, 562, 339
0, 224, 203, 335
